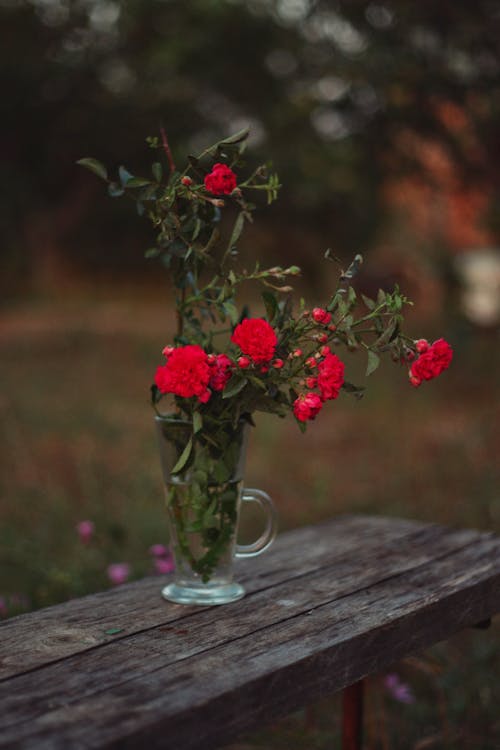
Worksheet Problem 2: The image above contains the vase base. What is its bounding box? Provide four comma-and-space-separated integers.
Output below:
161, 581, 245, 606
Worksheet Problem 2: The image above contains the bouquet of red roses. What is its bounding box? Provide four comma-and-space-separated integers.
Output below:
79, 130, 452, 585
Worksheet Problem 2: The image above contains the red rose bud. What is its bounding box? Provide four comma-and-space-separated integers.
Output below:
260, 365, 269, 373
293, 393, 323, 422
316, 333, 328, 344
415, 339, 429, 353
328, 324, 337, 332
207, 354, 217, 364
305, 357, 317, 368
238, 356, 251, 368
320, 345, 331, 357
162, 345, 174, 357
312, 307, 332, 325
293, 348, 303, 357
208, 353, 233, 391
272, 359, 284, 369
204, 163, 237, 195
181, 176, 193, 186
305, 376, 317, 389
409, 374, 421, 387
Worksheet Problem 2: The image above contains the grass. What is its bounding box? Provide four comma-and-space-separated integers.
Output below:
0, 292, 499, 747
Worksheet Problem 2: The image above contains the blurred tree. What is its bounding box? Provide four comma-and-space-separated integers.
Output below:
1, 0, 499, 295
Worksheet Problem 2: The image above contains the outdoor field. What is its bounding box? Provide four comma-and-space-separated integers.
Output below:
1, 291, 498, 748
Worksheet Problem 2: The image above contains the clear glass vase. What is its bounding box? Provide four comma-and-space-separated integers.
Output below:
155, 415, 277, 605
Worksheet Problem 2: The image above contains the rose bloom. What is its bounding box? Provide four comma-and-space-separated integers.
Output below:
293, 393, 323, 422
209, 353, 233, 391
312, 307, 332, 325
155, 345, 211, 400
317, 352, 345, 400
204, 163, 237, 195
410, 338, 453, 386
231, 318, 278, 364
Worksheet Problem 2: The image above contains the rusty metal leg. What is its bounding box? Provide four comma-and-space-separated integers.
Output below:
342, 679, 364, 750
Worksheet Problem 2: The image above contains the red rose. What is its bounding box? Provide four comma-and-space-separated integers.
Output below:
293, 393, 323, 422
204, 163, 237, 195
312, 307, 332, 325
231, 318, 278, 364
209, 353, 233, 392
415, 339, 429, 354
154, 345, 211, 400
317, 352, 345, 401
410, 338, 453, 385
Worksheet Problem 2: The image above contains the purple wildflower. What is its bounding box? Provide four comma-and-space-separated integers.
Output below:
384, 673, 415, 704
76, 520, 95, 544
107, 563, 130, 586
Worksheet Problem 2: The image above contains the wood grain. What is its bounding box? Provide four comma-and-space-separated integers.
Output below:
0, 515, 498, 749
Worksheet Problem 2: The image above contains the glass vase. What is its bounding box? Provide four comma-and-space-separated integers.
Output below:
155, 415, 277, 605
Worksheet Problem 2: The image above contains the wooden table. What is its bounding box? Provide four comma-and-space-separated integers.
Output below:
1, 515, 499, 749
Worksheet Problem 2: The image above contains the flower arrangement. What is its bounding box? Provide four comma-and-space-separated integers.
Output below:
78, 130, 452, 586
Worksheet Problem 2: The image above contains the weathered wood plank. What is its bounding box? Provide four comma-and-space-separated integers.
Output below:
0, 519, 498, 749
0, 514, 437, 679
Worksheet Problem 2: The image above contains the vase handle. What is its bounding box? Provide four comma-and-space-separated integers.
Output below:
235, 488, 277, 558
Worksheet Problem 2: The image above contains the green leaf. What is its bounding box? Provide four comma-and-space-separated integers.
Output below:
104, 628, 124, 636
202, 510, 218, 529
366, 350, 380, 377
253, 396, 288, 416
342, 381, 366, 400
361, 294, 375, 311
192, 218, 202, 242
247, 375, 267, 391
193, 412, 202, 435
152, 162, 162, 182
222, 376, 248, 399
77, 158, 108, 181
150, 383, 162, 405
228, 212, 245, 252
125, 177, 152, 188
262, 290, 278, 324
108, 182, 124, 197
119, 165, 134, 185
219, 128, 249, 145
324, 248, 341, 264
375, 320, 397, 347
222, 301, 238, 325
171, 437, 193, 474
341, 254, 363, 281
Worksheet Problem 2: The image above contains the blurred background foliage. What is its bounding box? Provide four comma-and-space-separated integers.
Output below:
1, 1, 499, 747
2, 0, 500, 299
